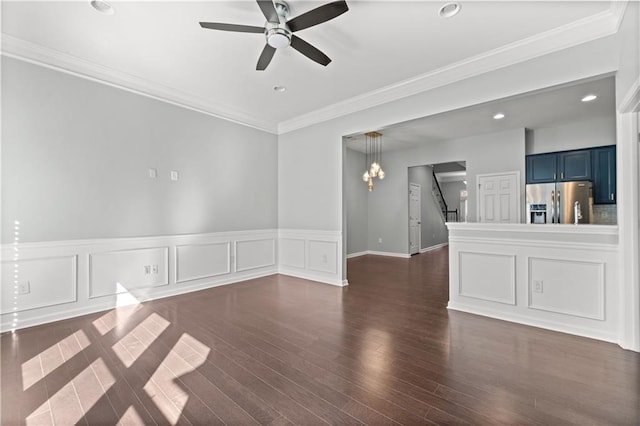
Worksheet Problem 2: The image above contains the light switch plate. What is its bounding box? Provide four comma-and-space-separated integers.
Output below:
170, 170, 179, 181
148, 168, 157, 178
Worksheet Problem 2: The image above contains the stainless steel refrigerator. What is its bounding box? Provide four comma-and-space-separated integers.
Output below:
526, 181, 592, 224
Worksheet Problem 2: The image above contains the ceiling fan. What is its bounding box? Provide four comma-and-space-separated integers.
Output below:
199, 0, 349, 71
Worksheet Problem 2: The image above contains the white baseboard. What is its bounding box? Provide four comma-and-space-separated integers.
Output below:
278, 267, 346, 287
346, 250, 413, 259
1, 229, 279, 332
366, 250, 411, 259
3, 268, 277, 332
346, 251, 368, 259
447, 301, 617, 344
420, 242, 449, 253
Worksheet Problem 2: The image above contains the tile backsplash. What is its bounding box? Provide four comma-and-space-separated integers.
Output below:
591, 204, 617, 224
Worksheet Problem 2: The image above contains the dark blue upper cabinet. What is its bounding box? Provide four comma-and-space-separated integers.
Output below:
558, 150, 591, 181
526, 153, 557, 183
592, 145, 616, 204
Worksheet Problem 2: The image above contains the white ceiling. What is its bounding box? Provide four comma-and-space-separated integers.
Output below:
345, 75, 616, 152
1, 1, 617, 133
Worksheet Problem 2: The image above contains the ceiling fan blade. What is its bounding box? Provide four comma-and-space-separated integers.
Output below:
287, 0, 349, 32
256, 0, 280, 23
256, 44, 276, 70
290, 35, 331, 66
199, 22, 264, 33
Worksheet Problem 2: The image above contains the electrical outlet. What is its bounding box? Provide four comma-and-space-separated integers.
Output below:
378, 238, 382, 244
144, 265, 151, 275
533, 280, 544, 293
151, 264, 159, 274
17, 281, 30, 295
170, 170, 179, 181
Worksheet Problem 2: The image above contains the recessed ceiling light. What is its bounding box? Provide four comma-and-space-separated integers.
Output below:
581, 94, 598, 102
273, 85, 286, 92
90, 0, 114, 15
439, 2, 462, 18
493, 113, 505, 120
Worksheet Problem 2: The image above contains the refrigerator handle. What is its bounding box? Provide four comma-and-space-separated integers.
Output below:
550, 190, 555, 223
556, 190, 561, 223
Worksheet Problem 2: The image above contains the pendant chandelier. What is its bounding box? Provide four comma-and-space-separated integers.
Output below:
362, 131, 385, 191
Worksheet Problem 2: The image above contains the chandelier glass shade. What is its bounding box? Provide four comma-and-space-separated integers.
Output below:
362, 131, 385, 191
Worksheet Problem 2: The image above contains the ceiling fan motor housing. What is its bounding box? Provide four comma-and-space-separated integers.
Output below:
265, 1, 291, 48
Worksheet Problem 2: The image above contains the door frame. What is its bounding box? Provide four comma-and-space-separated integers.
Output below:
409, 182, 421, 255
476, 171, 522, 223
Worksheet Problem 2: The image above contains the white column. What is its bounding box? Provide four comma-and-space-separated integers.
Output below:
616, 111, 639, 351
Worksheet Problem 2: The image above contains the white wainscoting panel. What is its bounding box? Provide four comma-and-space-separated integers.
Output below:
528, 257, 605, 320
280, 238, 305, 269
235, 239, 275, 272
447, 223, 619, 345
459, 252, 516, 305
0, 229, 278, 332
1, 256, 77, 313
89, 247, 169, 298
308, 241, 338, 274
278, 229, 344, 286
176, 242, 231, 283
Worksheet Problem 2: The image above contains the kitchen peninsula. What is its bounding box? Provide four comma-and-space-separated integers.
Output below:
446, 222, 619, 343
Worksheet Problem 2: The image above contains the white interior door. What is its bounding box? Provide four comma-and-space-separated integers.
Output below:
477, 172, 520, 223
409, 183, 421, 255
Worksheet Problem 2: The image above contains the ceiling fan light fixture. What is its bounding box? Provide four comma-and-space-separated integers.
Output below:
439, 2, 461, 18
265, 26, 292, 49
90, 0, 114, 15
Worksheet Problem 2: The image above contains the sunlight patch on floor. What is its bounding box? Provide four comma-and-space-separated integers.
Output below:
36, 357, 114, 425
21, 329, 90, 391
25, 400, 52, 425
115, 282, 142, 307
111, 313, 169, 368
119, 405, 145, 424
93, 296, 141, 336
143, 333, 211, 425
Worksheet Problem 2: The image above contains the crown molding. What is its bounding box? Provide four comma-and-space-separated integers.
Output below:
1, 1, 627, 136
0, 34, 278, 134
278, 4, 624, 134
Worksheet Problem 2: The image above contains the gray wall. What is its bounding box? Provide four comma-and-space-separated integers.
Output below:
1, 57, 278, 243
440, 180, 467, 221
359, 128, 526, 254
345, 148, 368, 255
526, 115, 616, 154
408, 165, 448, 249
365, 148, 408, 254
407, 128, 526, 224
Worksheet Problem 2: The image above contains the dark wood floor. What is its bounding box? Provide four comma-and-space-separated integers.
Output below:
2, 248, 639, 425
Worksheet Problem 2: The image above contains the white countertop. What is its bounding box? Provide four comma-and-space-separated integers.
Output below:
446, 222, 618, 235
446, 222, 618, 246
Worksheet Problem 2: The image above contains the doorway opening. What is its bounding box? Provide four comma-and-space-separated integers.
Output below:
408, 162, 466, 255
